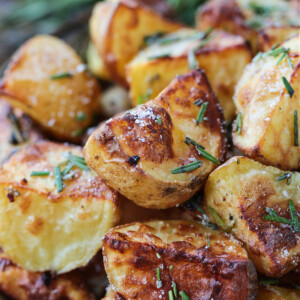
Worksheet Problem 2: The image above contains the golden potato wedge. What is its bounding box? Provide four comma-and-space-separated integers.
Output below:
196, 0, 257, 51
258, 27, 300, 51
0, 35, 100, 141
84, 70, 226, 209
258, 285, 300, 300
232, 36, 300, 170
196, 0, 299, 52
0, 251, 95, 300
203, 156, 300, 277
89, 0, 182, 85
0, 100, 41, 165
103, 220, 258, 300
0, 141, 119, 273
127, 29, 252, 121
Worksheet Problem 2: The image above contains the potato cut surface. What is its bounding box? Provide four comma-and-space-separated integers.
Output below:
0, 141, 119, 273
204, 156, 300, 277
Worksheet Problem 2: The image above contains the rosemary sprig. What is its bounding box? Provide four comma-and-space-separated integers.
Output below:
282, 76, 294, 98
168, 290, 175, 300
209, 206, 226, 230
275, 173, 291, 185
50, 72, 73, 79
67, 153, 89, 171
148, 53, 171, 60
294, 110, 298, 146
179, 291, 190, 300
196, 102, 208, 124
237, 112, 242, 135
30, 171, 50, 177
156, 267, 162, 288
143, 31, 166, 46
172, 281, 178, 298
289, 200, 299, 233
188, 49, 198, 70
193, 99, 203, 106
185, 137, 220, 165
7, 110, 26, 144
54, 165, 63, 193
171, 160, 203, 174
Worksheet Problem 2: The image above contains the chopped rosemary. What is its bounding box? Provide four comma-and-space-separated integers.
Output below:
156, 267, 161, 280
294, 110, 298, 146
67, 154, 89, 171
30, 171, 50, 177
289, 199, 299, 233
196, 102, 208, 124
137, 88, 152, 105
168, 290, 175, 300
185, 137, 220, 165
74, 112, 87, 121
148, 53, 170, 60
157, 117, 162, 125
71, 128, 85, 137
253, 52, 263, 62
209, 206, 226, 230
7, 110, 26, 144
156, 267, 162, 288
206, 235, 210, 248
194, 35, 213, 51
169, 265, 173, 270
171, 160, 203, 174
259, 278, 280, 285
193, 99, 203, 106
237, 112, 242, 135
156, 253, 161, 259
282, 76, 294, 98
61, 163, 74, 176
275, 173, 291, 184
143, 31, 166, 46
188, 49, 198, 70
50, 72, 73, 79
179, 290, 190, 300
287, 55, 293, 69
276, 52, 288, 66
172, 281, 178, 298
54, 165, 63, 193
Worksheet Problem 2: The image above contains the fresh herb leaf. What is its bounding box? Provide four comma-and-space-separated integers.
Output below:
253, 52, 263, 62
206, 235, 210, 248
172, 281, 178, 298
237, 112, 242, 135
193, 99, 203, 106
156, 253, 161, 259
137, 88, 152, 105
209, 206, 226, 230
196, 102, 208, 124
276, 52, 287, 65
148, 53, 170, 60
156, 267, 161, 280
287, 55, 293, 69
265, 207, 278, 217
179, 290, 190, 300
185, 137, 220, 165
144, 31, 166, 46
188, 49, 198, 70
282, 76, 294, 98
50, 72, 73, 79
171, 160, 203, 174
263, 214, 292, 225
289, 200, 299, 233
67, 153, 89, 171
7, 110, 26, 144
294, 110, 298, 146
275, 173, 292, 184
54, 165, 63, 193
169, 265, 173, 270
157, 117, 162, 125
30, 171, 50, 176
168, 290, 175, 300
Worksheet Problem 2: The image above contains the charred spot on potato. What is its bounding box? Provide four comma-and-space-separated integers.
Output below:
41, 271, 53, 286
127, 155, 140, 166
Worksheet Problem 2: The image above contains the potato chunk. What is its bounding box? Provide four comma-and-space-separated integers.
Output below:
0, 35, 100, 141
127, 29, 251, 120
89, 0, 181, 85
203, 156, 300, 277
84, 70, 226, 209
258, 285, 300, 300
0, 141, 119, 273
0, 251, 95, 300
103, 220, 258, 300
232, 36, 300, 170
0, 100, 41, 165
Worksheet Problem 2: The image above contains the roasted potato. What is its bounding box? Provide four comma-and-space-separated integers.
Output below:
258, 26, 300, 51
103, 220, 258, 300
257, 285, 300, 300
89, 0, 182, 85
102, 285, 116, 300
232, 36, 300, 170
0, 251, 95, 300
0, 100, 41, 165
203, 156, 300, 277
84, 70, 226, 209
196, 0, 300, 52
127, 29, 252, 120
0, 141, 119, 273
0, 35, 100, 141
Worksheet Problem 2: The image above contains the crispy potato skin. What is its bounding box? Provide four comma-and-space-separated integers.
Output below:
127, 29, 251, 121
0, 35, 100, 141
196, 0, 257, 51
84, 70, 226, 209
203, 156, 300, 277
257, 285, 300, 300
103, 220, 258, 300
258, 27, 300, 51
89, 1, 181, 85
232, 36, 300, 170
0, 141, 119, 273
0, 252, 95, 300
0, 100, 41, 165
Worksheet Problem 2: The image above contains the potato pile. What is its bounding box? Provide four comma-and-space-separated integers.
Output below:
0, 0, 299, 299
